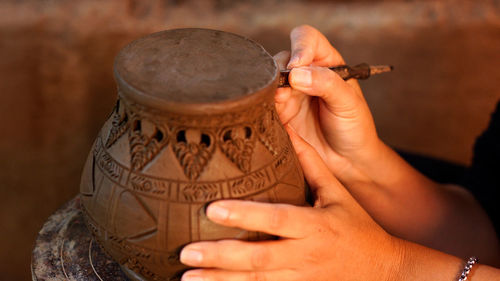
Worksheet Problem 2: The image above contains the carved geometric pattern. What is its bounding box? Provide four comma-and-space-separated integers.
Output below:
128, 117, 169, 171
257, 109, 280, 156
182, 183, 219, 202
80, 94, 307, 281
106, 99, 129, 148
97, 150, 122, 182
94, 136, 281, 201
114, 190, 157, 240
219, 125, 255, 173
129, 174, 167, 195
101, 99, 290, 182
124, 98, 270, 128
229, 170, 268, 196
82, 127, 305, 281
172, 129, 215, 180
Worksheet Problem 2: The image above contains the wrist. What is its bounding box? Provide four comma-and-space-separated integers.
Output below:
353, 139, 438, 190
322, 136, 389, 191
381, 235, 409, 281
341, 137, 392, 183
393, 239, 465, 281
384, 239, 500, 281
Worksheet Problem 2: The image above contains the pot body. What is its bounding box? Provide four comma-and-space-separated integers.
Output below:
79, 28, 307, 281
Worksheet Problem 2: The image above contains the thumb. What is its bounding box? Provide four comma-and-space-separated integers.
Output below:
289, 66, 363, 119
286, 125, 347, 207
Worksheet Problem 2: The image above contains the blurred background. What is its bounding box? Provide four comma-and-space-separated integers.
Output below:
1, 0, 499, 279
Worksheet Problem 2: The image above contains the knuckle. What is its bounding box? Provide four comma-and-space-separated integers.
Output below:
315, 212, 336, 234
269, 205, 288, 232
250, 245, 270, 270
290, 25, 317, 54
305, 209, 324, 230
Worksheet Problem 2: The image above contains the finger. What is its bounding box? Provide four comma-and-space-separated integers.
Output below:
180, 239, 298, 270
289, 66, 363, 118
205, 200, 315, 238
288, 25, 345, 69
275, 89, 308, 124
273, 50, 290, 70
274, 87, 291, 104
181, 268, 298, 281
286, 125, 347, 207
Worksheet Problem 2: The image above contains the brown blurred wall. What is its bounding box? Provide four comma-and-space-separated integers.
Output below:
1, 0, 499, 279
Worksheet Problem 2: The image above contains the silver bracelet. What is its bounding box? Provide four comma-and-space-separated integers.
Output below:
458, 256, 478, 281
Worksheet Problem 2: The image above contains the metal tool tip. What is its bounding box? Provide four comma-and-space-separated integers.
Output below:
369, 65, 394, 76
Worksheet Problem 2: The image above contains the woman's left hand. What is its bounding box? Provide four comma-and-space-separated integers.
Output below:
179, 127, 404, 281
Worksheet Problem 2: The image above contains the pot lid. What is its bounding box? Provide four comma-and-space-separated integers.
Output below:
114, 28, 278, 109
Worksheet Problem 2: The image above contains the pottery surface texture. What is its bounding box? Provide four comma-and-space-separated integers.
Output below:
79, 28, 307, 281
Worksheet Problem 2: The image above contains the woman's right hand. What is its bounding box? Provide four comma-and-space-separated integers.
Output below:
274, 26, 500, 265
274, 25, 382, 184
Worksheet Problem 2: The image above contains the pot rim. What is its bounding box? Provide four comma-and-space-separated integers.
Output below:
113, 28, 279, 115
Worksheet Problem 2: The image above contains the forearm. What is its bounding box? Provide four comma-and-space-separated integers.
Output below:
337, 139, 500, 264
354, 140, 445, 228
338, 139, 451, 233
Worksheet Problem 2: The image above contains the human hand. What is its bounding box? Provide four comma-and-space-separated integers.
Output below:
274, 27, 500, 266
274, 25, 382, 183
179, 127, 403, 281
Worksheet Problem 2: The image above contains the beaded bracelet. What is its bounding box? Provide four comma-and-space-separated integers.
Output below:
458, 256, 478, 281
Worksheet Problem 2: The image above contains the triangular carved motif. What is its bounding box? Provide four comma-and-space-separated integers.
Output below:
258, 110, 280, 156
106, 101, 129, 148
220, 125, 255, 173
128, 119, 169, 171
173, 129, 215, 180
113, 190, 157, 239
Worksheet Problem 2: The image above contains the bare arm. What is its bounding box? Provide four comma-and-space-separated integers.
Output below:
352, 141, 500, 265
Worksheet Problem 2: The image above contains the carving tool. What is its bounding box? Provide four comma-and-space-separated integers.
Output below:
278, 63, 393, 87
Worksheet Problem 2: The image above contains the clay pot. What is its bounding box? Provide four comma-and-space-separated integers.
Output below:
79, 28, 307, 281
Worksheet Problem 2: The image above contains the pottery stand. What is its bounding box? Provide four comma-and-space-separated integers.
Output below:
31, 197, 132, 281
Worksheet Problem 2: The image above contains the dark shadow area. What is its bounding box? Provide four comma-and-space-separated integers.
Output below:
398, 150, 467, 186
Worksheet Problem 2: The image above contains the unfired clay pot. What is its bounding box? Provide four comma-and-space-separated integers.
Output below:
79, 28, 307, 281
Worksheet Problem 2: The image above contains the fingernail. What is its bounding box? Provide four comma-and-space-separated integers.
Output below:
291, 68, 312, 87
287, 54, 300, 69
180, 248, 203, 265
182, 273, 204, 281
206, 204, 229, 222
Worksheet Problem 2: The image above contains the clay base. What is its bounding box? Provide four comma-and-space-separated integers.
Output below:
120, 265, 148, 281
31, 197, 130, 281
